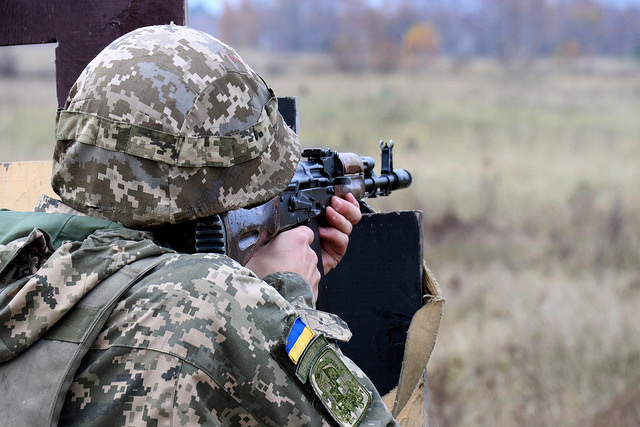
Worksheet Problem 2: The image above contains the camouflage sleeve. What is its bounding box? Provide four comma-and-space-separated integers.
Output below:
262, 271, 315, 310
263, 273, 400, 426
60, 253, 397, 426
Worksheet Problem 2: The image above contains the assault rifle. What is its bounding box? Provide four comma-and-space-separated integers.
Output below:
194, 141, 411, 274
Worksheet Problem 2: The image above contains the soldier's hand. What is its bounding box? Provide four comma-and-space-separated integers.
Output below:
319, 193, 362, 274
245, 226, 321, 292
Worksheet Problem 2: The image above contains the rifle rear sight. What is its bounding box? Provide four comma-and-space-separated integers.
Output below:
297, 140, 412, 200
195, 141, 412, 266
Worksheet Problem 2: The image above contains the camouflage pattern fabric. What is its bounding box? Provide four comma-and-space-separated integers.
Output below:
52, 24, 300, 228
1, 200, 398, 426
0, 227, 169, 361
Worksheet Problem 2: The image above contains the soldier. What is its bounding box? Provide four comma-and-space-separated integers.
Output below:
0, 25, 398, 425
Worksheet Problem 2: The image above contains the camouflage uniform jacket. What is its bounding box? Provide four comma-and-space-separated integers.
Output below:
0, 197, 397, 426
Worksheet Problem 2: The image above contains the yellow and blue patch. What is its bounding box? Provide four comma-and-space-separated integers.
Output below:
286, 317, 372, 426
285, 318, 315, 365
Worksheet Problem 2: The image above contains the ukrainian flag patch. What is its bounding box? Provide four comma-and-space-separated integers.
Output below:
286, 318, 316, 365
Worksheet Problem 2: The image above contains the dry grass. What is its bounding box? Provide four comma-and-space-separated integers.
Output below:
2, 45, 640, 425
256, 54, 640, 426
0, 44, 57, 161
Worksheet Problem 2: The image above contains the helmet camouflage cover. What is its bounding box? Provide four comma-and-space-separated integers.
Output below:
52, 24, 300, 227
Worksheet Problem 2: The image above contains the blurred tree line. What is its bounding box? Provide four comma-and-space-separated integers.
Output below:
190, 0, 640, 71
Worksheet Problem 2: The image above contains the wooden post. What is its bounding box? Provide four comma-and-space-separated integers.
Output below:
0, 0, 186, 107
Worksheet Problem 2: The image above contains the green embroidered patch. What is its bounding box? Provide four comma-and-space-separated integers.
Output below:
309, 346, 372, 427
295, 334, 329, 383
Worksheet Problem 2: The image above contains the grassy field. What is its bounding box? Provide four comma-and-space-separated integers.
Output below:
2, 44, 640, 425
0, 45, 58, 161
252, 52, 640, 426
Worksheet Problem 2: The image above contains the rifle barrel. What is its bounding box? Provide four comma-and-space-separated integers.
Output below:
364, 169, 412, 197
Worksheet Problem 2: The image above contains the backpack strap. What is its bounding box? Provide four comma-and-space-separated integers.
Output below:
0, 253, 172, 427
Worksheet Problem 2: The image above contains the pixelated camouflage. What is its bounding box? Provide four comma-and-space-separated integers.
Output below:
263, 272, 353, 342
297, 308, 353, 342
1, 203, 397, 425
58, 250, 394, 426
52, 24, 300, 227
0, 226, 169, 362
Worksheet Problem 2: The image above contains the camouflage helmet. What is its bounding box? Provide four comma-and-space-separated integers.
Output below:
52, 24, 300, 227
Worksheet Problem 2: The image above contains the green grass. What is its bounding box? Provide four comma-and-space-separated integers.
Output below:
3, 46, 640, 425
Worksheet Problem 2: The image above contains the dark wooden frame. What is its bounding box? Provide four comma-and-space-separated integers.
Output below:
0, 0, 186, 107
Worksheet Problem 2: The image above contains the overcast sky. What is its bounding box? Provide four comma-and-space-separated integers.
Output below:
189, 0, 640, 15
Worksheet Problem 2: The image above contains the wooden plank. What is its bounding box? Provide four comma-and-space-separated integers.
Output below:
0, 161, 56, 211
0, 0, 56, 45
277, 97, 299, 134
53, 0, 186, 107
0, 0, 186, 107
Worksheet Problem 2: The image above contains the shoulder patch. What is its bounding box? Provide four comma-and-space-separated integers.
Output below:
310, 346, 372, 426
285, 318, 372, 426
285, 318, 315, 364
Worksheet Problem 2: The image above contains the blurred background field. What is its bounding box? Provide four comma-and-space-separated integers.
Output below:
240, 53, 640, 426
2, 1, 640, 425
